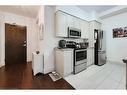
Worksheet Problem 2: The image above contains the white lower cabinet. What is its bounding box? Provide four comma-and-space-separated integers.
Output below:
80, 20, 89, 39
87, 48, 94, 67
55, 48, 73, 77
32, 52, 43, 76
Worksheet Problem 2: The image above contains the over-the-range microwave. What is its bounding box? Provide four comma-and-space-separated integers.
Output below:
68, 27, 81, 38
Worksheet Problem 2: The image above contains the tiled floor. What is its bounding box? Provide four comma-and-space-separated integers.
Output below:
65, 62, 126, 89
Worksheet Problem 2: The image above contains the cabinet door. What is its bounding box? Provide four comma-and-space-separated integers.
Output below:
89, 21, 101, 47
73, 17, 80, 29
55, 50, 64, 77
80, 20, 89, 39
87, 48, 94, 67
67, 15, 74, 28
89, 21, 101, 30
94, 21, 101, 29
89, 22, 95, 47
64, 50, 73, 76
85, 21, 89, 38
55, 11, 68, 37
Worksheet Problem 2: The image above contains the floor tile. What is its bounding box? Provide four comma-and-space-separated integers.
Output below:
96, 77, 119, 89
117, 82, 126, 89
65, 62, 126, 90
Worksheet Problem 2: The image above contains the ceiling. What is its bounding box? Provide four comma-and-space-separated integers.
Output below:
0, 5, 41, 18
78, 5, 117, 13
0, 5, 118, 18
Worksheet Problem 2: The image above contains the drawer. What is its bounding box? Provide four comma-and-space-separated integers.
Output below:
74, 63, 87, 74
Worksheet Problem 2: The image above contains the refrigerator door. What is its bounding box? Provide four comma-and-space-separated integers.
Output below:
98, 50, 106, 66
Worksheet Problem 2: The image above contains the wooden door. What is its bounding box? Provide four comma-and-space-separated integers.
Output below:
5, 23, 27, 65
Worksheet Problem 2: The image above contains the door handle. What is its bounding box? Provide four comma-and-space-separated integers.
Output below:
23, 41, 26, 44
21, 41, 26, 47
22, 44, 26, 47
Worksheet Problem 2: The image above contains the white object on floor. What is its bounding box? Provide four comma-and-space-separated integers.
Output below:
49, 71, 62, 82
65, 62, 126, 89
32, 52, 43, 76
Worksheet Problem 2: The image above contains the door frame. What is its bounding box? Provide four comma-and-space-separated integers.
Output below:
5, 23, 27, 65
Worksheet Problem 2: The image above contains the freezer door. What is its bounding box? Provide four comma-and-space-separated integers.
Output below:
98, 50, 106, 66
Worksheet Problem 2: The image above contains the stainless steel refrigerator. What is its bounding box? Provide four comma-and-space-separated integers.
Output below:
94, 29, 106, 66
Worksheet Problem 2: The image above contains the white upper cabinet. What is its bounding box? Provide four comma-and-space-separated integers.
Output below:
80, 20, 89, 39
73, 17, 80, 29
89, 20, 101, 30
67, 15, 80, 29
89, 20, 101, 47
55, 11, 68, 37
55, 11, 89, 38
67, 14, 74, 28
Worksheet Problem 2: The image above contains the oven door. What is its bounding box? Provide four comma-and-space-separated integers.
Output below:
68, 27, 81, 38
75, 49, 87, 66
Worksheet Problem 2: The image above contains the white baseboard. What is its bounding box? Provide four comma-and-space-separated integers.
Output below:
0, 61, 31, 68
107, 60, 124, 64
0, 63, 5, 68
27, 61, 32, 63
106, 60, 125, 67
27, 59, 32, 62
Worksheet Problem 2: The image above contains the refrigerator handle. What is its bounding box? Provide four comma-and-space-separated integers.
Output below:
100, 35, 101, 50
101, 38, 102, 50
101, 31, 103, 39
100, 31, 103, 50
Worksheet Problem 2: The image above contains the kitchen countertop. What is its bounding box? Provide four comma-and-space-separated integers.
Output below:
87, 47, 95, 49
55, 47, 94, 51
54, 47, 74, 51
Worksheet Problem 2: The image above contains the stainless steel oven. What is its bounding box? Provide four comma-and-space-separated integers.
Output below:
74, 49, 87, 74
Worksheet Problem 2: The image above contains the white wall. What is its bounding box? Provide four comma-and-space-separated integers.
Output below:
102, 12, 127, 63
0, 11, 38, 66
36, 6, 44, 53
43, 6, 57, 73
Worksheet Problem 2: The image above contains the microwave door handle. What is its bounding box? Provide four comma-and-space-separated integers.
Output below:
68, 27, 70, 37
79, 29, 81, 37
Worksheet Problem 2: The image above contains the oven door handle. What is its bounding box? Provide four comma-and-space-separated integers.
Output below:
75, 49, 87, 52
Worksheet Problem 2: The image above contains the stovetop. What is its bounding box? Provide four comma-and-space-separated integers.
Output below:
74, 47, 87, 50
